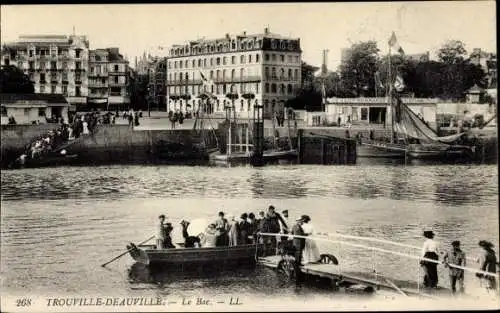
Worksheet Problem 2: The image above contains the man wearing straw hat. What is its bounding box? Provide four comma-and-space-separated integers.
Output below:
443, 240, 466, 294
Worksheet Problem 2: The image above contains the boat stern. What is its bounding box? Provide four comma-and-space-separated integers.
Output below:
126, 243, 150, 265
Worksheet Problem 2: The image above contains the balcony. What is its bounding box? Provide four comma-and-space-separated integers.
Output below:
50, 77, 59, 84
39, 80, 47, 84
264, 76, 298, 82
75, 80, 82, 84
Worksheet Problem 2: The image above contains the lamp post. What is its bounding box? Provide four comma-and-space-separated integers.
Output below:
224, 101, 233, 155
252, 102, 264, 164
242, 93, 255, 154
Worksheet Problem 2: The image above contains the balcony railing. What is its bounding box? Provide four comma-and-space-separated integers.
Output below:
89, 83, 108, 88
264, 76, 299, 82
75, 80, 82, 84
110, 92, 122, 96
50, 78, 59, 83
39, 80, 47, 84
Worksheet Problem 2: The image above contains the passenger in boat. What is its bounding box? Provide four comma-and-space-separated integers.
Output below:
476, 240, 497, 290
421, 230, 440, 288
443, 240, 466, 294
301, 215, 321, 265
163, 222, 176, 249
215, 211, 229, 247
262, 206, 288, 254
256, 211, 266, 244
199, 224, 217, 248
247, 213, 257, 243
180, 220, 201, 248
280, 210, 290, 234
291, 216, 306, 274
238, 213, 250, 244
228, 215, 239, 246
156, 215, 167, 249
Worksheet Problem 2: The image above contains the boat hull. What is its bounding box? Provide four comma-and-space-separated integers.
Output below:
127, 243, 269, 270
357, 142, 406, 158
210, 150, 298, 162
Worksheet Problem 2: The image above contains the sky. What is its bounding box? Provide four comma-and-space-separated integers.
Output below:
1, 2, 496, 70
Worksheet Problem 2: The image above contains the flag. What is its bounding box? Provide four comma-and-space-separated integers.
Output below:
388, 32, 405, 55
394, 74, 405, 92
374, 71, 384, 89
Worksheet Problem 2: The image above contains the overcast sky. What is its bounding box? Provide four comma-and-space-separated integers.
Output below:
1, 2, 496, 69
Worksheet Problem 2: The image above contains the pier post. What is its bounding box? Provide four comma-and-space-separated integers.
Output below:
297, 129, 303, 164
321, 138, 325, 165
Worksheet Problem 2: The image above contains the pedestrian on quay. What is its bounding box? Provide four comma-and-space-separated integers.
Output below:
443, 240, 466, 294
420, 230, 440, 288
476, 240, 497, 291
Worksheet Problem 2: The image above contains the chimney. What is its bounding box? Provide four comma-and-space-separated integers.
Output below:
225, 33, 230, 39
264, 27, 269, 34
243, 31, 246, 36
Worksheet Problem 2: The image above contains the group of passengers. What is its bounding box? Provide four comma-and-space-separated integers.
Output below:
17, 124, 71, 165
155, 205, 292, 250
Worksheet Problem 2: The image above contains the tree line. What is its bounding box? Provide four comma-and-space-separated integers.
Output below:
287, 40, 491, 111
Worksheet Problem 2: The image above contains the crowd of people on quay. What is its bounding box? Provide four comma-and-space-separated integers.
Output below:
156, 205, 322, 265
420, 230, 498, 294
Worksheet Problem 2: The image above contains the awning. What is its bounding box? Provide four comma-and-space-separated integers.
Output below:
88, 98, 108, 104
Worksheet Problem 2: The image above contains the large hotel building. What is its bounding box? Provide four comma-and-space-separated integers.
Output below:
166, 28, 302, 118
1, 34, 130, 111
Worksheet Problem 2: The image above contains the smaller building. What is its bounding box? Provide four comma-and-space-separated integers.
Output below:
1, 93, 69, 125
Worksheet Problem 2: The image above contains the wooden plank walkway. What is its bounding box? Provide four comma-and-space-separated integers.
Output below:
258, 255, 454, 299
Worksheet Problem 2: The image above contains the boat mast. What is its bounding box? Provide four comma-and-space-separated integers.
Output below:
388, 44, 395, 144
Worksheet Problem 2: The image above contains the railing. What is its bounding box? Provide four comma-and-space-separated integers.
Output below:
265, 76, 299, 82
257, 232, 500, 296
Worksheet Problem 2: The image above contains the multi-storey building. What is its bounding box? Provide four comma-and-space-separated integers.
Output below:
107, 48, 130, 110
1, 35, 89, 108
166, 28, 302, 118
88, 49, 109, 109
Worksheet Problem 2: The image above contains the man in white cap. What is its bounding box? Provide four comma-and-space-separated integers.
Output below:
156, 215, 166, 250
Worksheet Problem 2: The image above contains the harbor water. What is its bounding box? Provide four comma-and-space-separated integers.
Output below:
1, 163, 498, 309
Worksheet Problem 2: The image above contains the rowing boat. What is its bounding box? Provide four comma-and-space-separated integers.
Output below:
127, 242, 270, 269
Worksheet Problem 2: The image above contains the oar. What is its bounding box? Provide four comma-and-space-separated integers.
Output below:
101, 235, 155, 267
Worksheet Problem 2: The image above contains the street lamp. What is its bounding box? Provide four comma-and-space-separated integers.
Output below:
252, 102, 264, 162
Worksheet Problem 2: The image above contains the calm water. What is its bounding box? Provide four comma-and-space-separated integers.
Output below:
1, 163, 499, 308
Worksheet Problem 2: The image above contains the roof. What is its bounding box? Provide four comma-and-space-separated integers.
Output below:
0, 93, 69, 104
467, 84, 485, 93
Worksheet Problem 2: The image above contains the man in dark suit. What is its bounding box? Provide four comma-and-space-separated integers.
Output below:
291, 216, 306, 280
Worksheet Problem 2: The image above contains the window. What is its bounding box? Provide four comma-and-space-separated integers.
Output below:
231, 69, 235, 79
192, 60, 196, 68
112, 64, 118, 72
294, 69, 299, 80
210, 70, 214, 79
51, 86, 56, 94
76, 86, 81, 96
40, 73, 46, 82
264, 99, 269, 111
288, 55, 293, 63
62, 85, 68, 95
114, 76, 119, 84
280, 84, 285, 94
223, 57, 227, 65
264, 67, 269, 79
272, 54, 276, 61
271, 83, 277, 93
29, 61, 34, 69
280, 68, 285, 79
241, 100, 244, 111
210, 58, 214, 66
288, 69, 292, 79
75, 50, 81, 58
179, 61, 183, 69
174, 73, 178, 80
361, 107, 368, 121
223, 84, 226, 94
248, 55, 252, 63
24, 108, 31, 115
271, 67, 277, 79
287, 84, 292, 94
265, 83, 269, 93
185, 60, 188, 68
40, 85, 45, 93
174, 61, 178, 69
272, 99, 276, 111
211, 85, 215, 93
256, 54, 260, 63
222, 70, 226, 79
217, 84, 221, 94
240, 55, 245, 64
295, 56, 299, 62
51, 61, 57, 69
75, 73, 81, 82
102, 78, 106, 84
240, 68, 244, 78
280, 55, 285, 62
168, 62, 172, 69
216, 70, 220, 79
1, 106, 7, 117
29, 50, 33, 57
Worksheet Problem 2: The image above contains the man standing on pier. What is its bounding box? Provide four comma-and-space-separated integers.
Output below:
291, 216, 306, 283
443, 240, 466, 294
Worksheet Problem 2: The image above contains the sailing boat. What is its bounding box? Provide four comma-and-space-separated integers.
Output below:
357, 32, 476, 161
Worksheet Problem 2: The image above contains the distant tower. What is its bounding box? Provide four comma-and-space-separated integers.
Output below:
135, 56, 138, 69
72, 26, 76, 36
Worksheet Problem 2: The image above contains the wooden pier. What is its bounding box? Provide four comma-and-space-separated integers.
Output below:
257, 255, 453, 298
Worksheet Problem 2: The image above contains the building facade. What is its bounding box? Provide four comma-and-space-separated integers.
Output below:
166, 28, 302, 118
88, 49, 110, 109
1, 35, 89, 109
107, 48, 130, 110
1, 93, 69, 125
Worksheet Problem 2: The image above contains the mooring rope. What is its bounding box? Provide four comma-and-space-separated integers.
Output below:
257, 232, 499, 278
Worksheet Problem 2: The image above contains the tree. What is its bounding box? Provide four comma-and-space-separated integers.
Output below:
301, 61, 319, 90
437, 40, 467, 65
128, 73, 149, 110
338, 41, 380, 97
0, 65, 34, 94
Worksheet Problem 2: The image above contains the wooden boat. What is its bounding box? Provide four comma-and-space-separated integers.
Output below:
357, 141, 407, 158
127, 242, 269, 269
9, 154, 78, 169
210, 149, 298, 163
